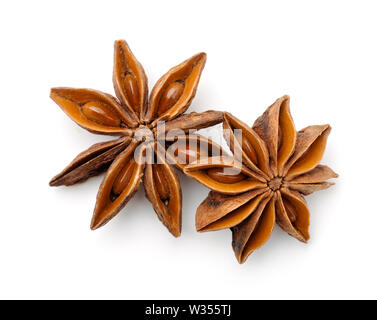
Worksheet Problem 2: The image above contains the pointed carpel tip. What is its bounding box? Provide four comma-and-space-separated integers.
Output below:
195, 223, 205, 233
50, 87, 58, 97
319, 123, 330, 130
197, 224, 212, 233
50, 87, 68, 99
319, 124, 332, 137
192, 52, 207, 64
240, 250, 256, 264
171, 230, 181, 238
223, 113, 235, 128
115, 39, 127, 48
236, 254, 246, 264
223, 111, 232, 119
167, 224, 181, 238
90, 219, 101, 231
197, 52, 206, 58
273, 95, 290, 107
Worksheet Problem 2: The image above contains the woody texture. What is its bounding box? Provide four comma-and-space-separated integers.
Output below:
184, 95, 338, 263
49, 40, 223, 237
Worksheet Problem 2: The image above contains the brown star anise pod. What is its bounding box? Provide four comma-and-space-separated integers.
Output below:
49, 40, 223, 237
184, 95, 338, 262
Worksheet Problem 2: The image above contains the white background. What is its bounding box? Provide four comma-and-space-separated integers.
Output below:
0, 0, 375, 299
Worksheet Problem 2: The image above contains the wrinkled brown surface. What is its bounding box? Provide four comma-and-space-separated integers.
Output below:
160, 110, 224, 134
50, 137, 130, 186
50, 39, 223, 237
232, 193, 274, 263
184, 95, 337, 263
196, 188, 268, 232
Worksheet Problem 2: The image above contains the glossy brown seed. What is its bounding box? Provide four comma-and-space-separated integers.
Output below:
82, 102, 120, 127
207, 168, 246, 184
113, 40, 147, 121
283, 197, 297, 223
112, 159, 136, 195
158, 81, 184, 115
242, 138, 258, 165
153, 165, 169, 200
146, 53, 206, 123
123, 74, 140, 113
174, 145, 204, 164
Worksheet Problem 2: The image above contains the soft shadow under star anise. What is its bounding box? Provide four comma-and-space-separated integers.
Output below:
184, 95, 338, 262
49, 40, 223, 237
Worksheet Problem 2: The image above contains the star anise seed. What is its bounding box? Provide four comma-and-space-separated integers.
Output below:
49, 40, 224, 237
184, 95, 337, 262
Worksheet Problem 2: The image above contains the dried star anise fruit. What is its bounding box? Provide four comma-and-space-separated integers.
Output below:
49, 40, 223, 237
184, 95, 338, 262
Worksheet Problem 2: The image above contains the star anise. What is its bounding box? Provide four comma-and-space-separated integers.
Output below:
184, 95, 338, 262
49, 40, 223, 237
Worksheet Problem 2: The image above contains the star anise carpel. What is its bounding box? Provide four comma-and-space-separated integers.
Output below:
184, 95, 338, 262
49, 40, 223, 237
